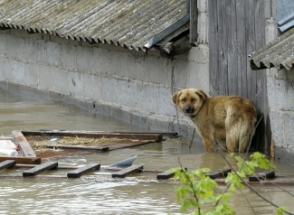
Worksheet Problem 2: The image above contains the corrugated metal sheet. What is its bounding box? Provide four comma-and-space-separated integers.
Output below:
250, 28, 294, 71
277, 0, 294, 32
0, 0, 188, 51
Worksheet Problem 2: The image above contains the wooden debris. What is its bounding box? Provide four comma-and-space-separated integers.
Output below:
23, 161, 58, 177
45, 145, 109, 152
112, 165, 143, 178
0, 160, 16, 170
0, 156, 41, 164
157, 170, 175, 179
249, 170, 275, 182
67, 163, 100, 178
206, 168, 231, 179
21, 130, 163, 141
12, 130, 36, 157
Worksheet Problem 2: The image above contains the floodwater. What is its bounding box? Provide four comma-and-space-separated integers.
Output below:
0, 89, 294, 215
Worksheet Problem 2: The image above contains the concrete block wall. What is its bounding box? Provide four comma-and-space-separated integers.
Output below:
267, 69, 294, 163
264, 5, 294, 163
0, 27, 209, 142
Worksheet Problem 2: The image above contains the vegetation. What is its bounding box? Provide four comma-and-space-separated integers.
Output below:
170, 152, 289, 215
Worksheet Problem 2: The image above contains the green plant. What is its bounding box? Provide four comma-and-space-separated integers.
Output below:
170, 152, 289, 215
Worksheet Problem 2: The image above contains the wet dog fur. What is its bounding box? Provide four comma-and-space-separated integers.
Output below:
172, 88, 257, 152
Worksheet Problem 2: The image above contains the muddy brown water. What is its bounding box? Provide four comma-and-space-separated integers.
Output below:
0, 90, 294, 214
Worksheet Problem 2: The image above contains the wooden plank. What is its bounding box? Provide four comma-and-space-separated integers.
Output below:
104, 139, 158, 151
0, 156, 41, 164
218, 0, 228, 95
157, 170, 175, 180
208, 0, 219, 96
67, 163, 100, 178
0, 160, 16, 170
45, 145, 109, 152
206, 168, 231, 179
39, 130, 178, 138
12, 130, 36, 157
227, 0, 238, 95
249, 170, 275, 182
21, 131, 163, 142
23, 161, 58, 177
236, 0, 248, 98
112, 165, 143, 178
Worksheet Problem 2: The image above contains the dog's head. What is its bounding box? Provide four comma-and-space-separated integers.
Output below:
172, 88, 208, 117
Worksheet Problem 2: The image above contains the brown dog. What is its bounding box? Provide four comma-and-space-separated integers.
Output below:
172, 88, 257, 152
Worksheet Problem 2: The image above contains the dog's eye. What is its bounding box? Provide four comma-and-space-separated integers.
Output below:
191, 98, 196, 102
181, 98, 187, 102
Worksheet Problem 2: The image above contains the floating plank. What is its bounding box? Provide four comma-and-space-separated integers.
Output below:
0, 160, 16, 170
67, 163, 100, 178
23, 161, 58, 177
112, 165, 143, 178
206, 168, 231, 179
12, 130, 36, 157
157, 170, 175, 180
21, 130, 163, 141
0, 156, 41, 164
45, 145, 109, 152
249, 170, 275, 182
39, 129, 178, 138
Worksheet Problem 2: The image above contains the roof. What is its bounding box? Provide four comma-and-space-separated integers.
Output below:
277, 0, 294, 33
0, 0, 189, 52
250, 28, 294, 71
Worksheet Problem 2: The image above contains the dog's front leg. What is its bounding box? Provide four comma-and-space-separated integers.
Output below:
201, 136, 215, 152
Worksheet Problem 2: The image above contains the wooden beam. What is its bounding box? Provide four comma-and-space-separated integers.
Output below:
21, 130, 163, 141
206, 168, 231, 179
23, 161, 58, 177
45, 145, 109, 152
0, 156, 41, 164
0, 160, 16, 170
249, 170, 275, 182
157, 170, 175, 180
67, 163, 100, 178
112, 165, 143, 178
12, 130, 36, 157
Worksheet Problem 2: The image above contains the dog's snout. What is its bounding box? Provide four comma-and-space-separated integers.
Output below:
184, 105, 193, 114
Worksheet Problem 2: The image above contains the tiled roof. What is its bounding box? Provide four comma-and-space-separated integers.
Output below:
0, 0, 189, 51
250, 28, 294, 71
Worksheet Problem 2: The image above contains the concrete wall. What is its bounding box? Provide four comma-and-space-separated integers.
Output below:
264, 1, 294, 163
0, 2, 209, 143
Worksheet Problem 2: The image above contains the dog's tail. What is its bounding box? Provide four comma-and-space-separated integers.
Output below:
238, 118, 257, 152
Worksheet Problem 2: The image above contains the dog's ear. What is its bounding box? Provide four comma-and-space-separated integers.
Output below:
195, 89, 207, 101
172, 92, 181, 104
